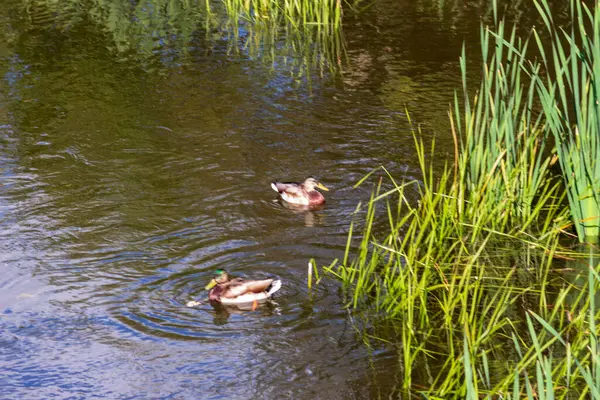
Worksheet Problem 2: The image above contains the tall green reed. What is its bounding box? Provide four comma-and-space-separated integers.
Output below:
324, 127, 566, 394
321, 2, 577, 395
463, 248, 600, 399
453, 3, 561, 236
532, 0, 600, 243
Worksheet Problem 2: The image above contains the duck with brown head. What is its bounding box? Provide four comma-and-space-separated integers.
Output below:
270, 177, 329, 206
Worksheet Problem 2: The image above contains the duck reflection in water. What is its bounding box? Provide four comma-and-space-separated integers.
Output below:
210, 301, 280, 325
278, 199, 325, 227
187, 293, 281, 324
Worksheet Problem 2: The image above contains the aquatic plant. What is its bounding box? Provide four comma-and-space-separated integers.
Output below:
453, 3, 558, 236
319, 0, 600, 396
464, 247, 600, 399
323, 124, 599, 396
532, 0, 600, 243
323, 126, 568, 394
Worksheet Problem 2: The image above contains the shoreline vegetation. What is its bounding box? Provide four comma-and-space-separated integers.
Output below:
319, 0, 600, 397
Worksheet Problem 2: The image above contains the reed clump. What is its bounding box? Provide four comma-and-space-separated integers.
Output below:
533, 0, 600, 243
321, 0, 600, 397
324, 131, 571, 396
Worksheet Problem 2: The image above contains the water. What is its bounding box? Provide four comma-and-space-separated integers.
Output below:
0, 0, 546, 398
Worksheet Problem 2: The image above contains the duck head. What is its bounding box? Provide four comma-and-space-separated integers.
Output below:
303, 177, 329, 192
205, 269, 230, 290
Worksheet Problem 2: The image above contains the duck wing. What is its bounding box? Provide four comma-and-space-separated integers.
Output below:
221, 278, 274, 298
271, 182, 310, 205
271, 181, 302, 193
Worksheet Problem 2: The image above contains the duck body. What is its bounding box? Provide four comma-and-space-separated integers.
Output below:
205, 270, 282, 305
271, 177, 329, 206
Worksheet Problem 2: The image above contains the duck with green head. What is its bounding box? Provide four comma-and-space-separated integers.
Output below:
204, 269, 282, 305
271, 177, 329, 206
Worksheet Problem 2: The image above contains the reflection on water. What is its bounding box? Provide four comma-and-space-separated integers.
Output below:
0, 0, 552, 398
276, 199, 326, 227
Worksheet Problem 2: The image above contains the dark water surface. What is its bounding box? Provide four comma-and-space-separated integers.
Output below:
0, 1, 544, 398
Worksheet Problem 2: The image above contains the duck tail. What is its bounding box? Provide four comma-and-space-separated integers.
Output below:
271, 182, 280, 193
267, 280, 282, 297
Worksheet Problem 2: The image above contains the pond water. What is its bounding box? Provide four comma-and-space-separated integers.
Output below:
0, 1, 549, 398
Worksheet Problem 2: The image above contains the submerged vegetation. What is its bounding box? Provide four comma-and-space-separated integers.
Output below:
321, 0, 600, 397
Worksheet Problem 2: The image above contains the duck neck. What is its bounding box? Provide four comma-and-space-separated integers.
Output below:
209, 284, 224, 301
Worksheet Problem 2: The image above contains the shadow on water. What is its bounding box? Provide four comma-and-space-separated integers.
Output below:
0, 0, 573, 398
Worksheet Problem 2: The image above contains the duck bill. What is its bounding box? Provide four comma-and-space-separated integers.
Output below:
317, 183, 329, 191
205, 279, 217, 290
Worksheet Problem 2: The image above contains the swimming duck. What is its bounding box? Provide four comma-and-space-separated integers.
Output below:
204, 269, 282, 306
271, 177, 329, 206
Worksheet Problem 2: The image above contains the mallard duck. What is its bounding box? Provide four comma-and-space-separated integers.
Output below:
271, 177, 329, 206
204, 269, 282, 306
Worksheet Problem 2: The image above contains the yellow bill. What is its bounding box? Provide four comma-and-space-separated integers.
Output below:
205, 279, 217, 290
317, 183, 329, 191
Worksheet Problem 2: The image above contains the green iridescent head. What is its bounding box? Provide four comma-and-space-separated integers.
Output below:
205, 269, 229, 290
